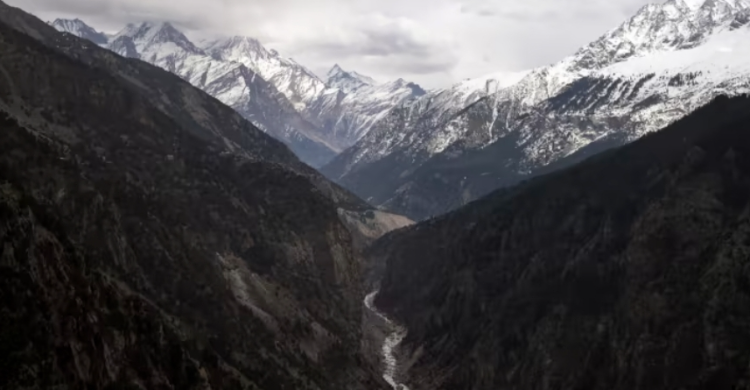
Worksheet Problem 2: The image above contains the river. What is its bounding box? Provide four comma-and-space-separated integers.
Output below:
364, 290, 410, 390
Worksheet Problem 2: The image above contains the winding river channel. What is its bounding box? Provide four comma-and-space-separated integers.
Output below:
364, 290, 410, 390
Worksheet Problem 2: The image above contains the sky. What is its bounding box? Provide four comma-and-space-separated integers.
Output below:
11, 0, 654, 88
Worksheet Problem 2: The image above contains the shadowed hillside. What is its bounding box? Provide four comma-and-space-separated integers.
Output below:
373, 93, 750, 390
0, 3, 390, 389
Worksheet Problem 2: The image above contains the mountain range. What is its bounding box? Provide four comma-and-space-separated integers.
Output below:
7, 0, 750, 389
51, 0, 750, 221
50, 18, 425, 168
322, 0, 750, 219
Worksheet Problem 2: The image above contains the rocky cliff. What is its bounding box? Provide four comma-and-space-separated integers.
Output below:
373, 93, 750, 390
0, 2, 390, 389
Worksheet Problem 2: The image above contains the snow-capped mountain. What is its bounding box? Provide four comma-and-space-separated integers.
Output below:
50, 18, 109, 45
326, 64, 376, 93
200, 40, 424, 149
107, 33, 139, 58
51, 17, 423, 160
322, 69, 531, 181
111, 22, 203, 56
202, 36, 327, 112
505, 0, 750, 107
305, 65, 427, 150
110, 22, 337, 166
323, 0, 750, 220
52, 19, 336, 167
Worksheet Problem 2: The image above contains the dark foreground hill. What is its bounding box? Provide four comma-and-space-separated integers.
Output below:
0, 2, 391, 389
373, 93, 750, 390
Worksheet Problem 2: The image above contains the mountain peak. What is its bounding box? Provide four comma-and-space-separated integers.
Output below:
326, 65, 376, 93
328, 64, 345, 76
139, 21, 181, 38
199, 35, 296, 69
685, 0, 709, 9
664, 0, 750, 11
194, 34, 326, 112
50, 18, 108, 45
378, 78, 427, 97
113, 21, 202, 54
561, 0, 750, 73
204, 35, 266, 56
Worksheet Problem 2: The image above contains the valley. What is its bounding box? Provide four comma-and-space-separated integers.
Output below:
0, 3, 401, 388
2, 0, 750, 389
364, 291, 409, 390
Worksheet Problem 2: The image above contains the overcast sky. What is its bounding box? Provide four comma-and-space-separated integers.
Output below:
11, 0, 654, 88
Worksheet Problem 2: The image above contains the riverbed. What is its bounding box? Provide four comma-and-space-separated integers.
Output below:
364, 290, 410, 390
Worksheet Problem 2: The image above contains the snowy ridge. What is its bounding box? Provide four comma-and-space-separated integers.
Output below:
202, 36, 328, 112
326, 64, 376, 93
337, 0, 750, 168
453, 70, 532, 98
50, 18, 109, 45
113, 22, 204, 59
504, 0, 750, 106
51, 18, 424, 158
304, 65, 426, 150
502, 0, 750, 166
599, 23, 750, 78
324, 69, 533, 177
336, 78, 426, 142
99, 21, 337, 167
198, 42, 423, 149
323, 0, 750, 220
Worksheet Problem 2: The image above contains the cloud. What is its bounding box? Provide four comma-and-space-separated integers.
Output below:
12, 0, 652, 88
273, 13, 459, 79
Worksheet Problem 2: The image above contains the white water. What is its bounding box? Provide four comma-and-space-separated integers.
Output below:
364, 290, 410, 390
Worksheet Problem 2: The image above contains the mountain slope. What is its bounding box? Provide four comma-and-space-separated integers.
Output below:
50, 17, 108, 44
325, 0, 750, 220
199, 41, 425, 149
326, 64, 376, 94
51, 19, 336, 167
307, 70, 427, 150
200, 40, 426, 150
202, 36, 327, 113
47, 21, 414, 247
111, 22, 339, 167
0, 3, 399, 388
43, 16, 412, 237
372, 93, 750, 390
322, 70, 531, 182
52, 18, 425, 156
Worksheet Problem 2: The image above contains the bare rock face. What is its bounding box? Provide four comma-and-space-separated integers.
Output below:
337, 209, 414, 249
373, 94, 750, 390
0, 4, 389, 389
